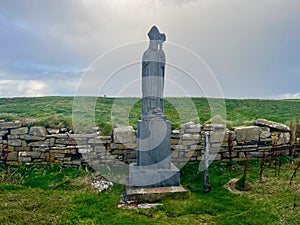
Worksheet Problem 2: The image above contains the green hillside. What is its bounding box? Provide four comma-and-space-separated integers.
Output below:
0, 97, 299, 135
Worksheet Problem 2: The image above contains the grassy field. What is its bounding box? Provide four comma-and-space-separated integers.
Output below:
1, 160, 300, 224
0, 97, 299, 135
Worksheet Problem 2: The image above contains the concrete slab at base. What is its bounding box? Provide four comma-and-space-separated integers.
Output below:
124, 185, 186, 203
128, 163, 180, 188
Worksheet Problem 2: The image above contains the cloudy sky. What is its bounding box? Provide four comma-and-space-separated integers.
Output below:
0, 0, 299, 99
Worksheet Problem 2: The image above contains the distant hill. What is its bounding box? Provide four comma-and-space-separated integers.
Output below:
0, 97, 299, 135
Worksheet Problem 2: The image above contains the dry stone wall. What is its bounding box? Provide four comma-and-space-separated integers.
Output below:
1, 119, 299, 167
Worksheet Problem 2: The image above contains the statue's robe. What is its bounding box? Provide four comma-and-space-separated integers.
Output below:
142, 43, 165, 117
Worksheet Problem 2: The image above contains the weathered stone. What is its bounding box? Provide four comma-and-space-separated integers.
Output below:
190, 145, 202, 151
8, 139, 22, 146
113, 126, 136, 143
171, 138, 179, 145
111, 143, 137, 150
50, 149, 77, 154
51, 146, 67, 150
54, 153, 66, 158
78, 147, 94, 154
32, 147, 49, 152
182, 134, 200, 140
49, 138, 56, 147
26, 152, 42, 159
29, 126, 48, 136
203, 124, 226, 131
71, 138, 87, 145
32, 158, 44, 163
271, 132, 290, 145
47, 128, 60, 134
44, 153, 55, 162
7, 146, 15, 151
256, 118, 290, 132
88, 137, 107, 144
173, 145, 188, 151
222, 151, 238, 158
235, 126, 260, 142
7, 152, 18, 161
10, 127, 29, 135
180, 139, 199, 146
50, 133, 97, 139
111, 149, 123, 155
94, 145, 106, 152
20, 135, 46, 141
124, 150, 137, 159
88, 136, 111, 144
7, 134, 20, 139
15, 147, 31, 151
0, 130, 8, 136
56, 138, 76, 145
183, 122, 201, 133
6, 161, 21, 166
260, 127, 271, 139
18, 152, 32, 162
0, 121, 22, 130
210, 132, 226, 143
234, 145, 258, 152
172, 130, 180, 134
28, 140, 50, 147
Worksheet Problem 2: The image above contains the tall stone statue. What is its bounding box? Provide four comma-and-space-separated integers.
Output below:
127, 25, 181, 190
142, 26, 166, 119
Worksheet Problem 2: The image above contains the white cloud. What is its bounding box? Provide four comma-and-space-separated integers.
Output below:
276, 93, 300, 100
0, 80, 48, 97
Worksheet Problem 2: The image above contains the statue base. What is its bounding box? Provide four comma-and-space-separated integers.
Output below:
123, 185, 186, 203
127, 116, 180, 188
128, 163, 180, 188
136, 118, 171, 169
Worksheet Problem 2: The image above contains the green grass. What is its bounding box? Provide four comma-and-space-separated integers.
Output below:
1, 160, 300, 224
0, 97, 300, 134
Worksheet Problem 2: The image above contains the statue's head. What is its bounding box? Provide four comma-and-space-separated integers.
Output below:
148, 26, 160, 41
148, 26, 166, 50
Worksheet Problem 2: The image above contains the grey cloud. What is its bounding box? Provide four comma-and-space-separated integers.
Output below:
0, 0, 299, 98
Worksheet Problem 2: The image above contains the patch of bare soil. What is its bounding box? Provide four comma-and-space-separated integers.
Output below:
224, 178, 243, 195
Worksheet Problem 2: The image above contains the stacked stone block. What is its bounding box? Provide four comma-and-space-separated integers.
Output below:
111, 126, 137, 164
0, 119, 299, 167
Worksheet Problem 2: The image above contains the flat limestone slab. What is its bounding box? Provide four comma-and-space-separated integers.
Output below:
124, 185, 186, 203
128, 163, 180, 188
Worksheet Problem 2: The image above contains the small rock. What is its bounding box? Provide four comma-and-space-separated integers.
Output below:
91, 179, 113, 192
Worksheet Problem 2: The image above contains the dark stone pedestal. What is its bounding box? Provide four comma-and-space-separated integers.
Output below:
137, 118, 171, 169
128, 117, 180, 188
